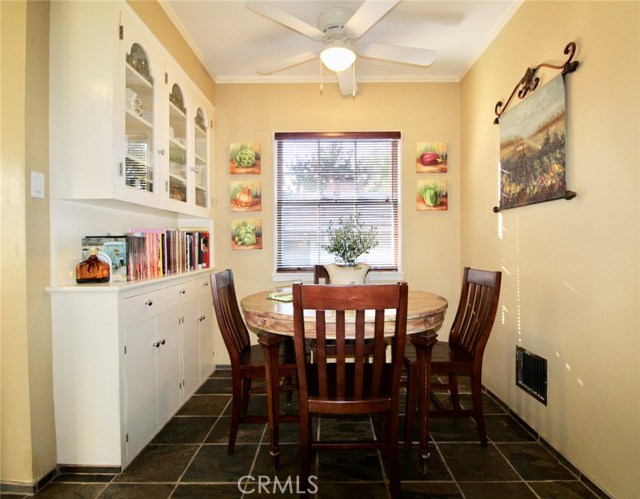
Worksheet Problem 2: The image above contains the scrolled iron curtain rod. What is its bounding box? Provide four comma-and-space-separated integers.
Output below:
494, 42, 580, 125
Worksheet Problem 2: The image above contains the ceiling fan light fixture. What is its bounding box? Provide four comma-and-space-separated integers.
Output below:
320, 42, 356, 72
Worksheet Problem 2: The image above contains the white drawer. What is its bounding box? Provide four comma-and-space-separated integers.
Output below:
123, 288, 164, 320
193, 275, 212, 298
164, 279, 196, 305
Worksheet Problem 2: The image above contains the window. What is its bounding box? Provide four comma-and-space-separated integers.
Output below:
275, 131, 400, 272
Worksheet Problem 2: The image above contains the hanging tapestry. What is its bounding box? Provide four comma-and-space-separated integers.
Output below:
499, 74, 567, 210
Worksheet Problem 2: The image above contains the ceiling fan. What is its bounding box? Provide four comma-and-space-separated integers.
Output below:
245, 0, 437, 96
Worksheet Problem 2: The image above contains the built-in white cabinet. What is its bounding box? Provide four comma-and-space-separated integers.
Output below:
50, 1, 213, 218
48, 270, 216, 469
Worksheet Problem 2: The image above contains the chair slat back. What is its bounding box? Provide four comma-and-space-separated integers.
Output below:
292, 283, 408, 408
449, 268, 502, 357
313, 265, 331, 284
211, 270, 251, 363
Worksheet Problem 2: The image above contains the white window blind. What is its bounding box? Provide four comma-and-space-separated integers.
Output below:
275, 131, 400, 272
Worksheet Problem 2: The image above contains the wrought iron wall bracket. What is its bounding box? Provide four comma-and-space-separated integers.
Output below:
494, 42, 580, 125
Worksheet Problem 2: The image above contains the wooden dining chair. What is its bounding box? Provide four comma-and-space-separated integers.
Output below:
312, 264, 382, 361
313, 264, 331, 284
210, 269, 297, 454
292, 282, 409, 498
404, 267, 501, 449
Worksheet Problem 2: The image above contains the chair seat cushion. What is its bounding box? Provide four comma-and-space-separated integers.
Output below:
239, 340, 297, 375
404, 341, 474, 374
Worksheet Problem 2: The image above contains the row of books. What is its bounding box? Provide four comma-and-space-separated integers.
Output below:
81, 229, 210, 282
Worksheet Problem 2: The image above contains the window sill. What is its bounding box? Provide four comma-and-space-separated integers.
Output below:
271, 270, 405, 285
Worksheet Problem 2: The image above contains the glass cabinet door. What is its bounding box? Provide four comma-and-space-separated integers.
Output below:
168, 84, 187, 204
125, 43, 154, 193
193, 108, 209, 209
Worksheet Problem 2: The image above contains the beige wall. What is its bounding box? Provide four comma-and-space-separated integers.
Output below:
1, 0, 56, 485
460, 1, 639, 498
212, 82, 461, 364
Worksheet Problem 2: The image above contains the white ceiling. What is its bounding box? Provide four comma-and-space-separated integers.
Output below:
162, 0, 523, 84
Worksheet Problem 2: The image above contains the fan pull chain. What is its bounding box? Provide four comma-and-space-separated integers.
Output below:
352, 61, 356, 99
319, 59, 324, 94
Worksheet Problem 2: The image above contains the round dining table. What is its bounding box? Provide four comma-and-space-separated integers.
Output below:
241, 288, 448, 470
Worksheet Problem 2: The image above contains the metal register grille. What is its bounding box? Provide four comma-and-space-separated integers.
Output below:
516, 346, 548, 405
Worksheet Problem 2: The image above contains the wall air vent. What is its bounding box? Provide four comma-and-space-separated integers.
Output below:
516, 346, 548, 405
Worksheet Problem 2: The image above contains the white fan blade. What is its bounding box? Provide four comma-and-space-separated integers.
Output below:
246, 1, 323, 41
337, 69, 358, 97
359, 43, 437, 67
257, 50, 318, 75
345, 0, 400, 38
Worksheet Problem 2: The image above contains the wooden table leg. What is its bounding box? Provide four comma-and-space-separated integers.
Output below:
257, 331, 283, 471
409, 331, 437, 473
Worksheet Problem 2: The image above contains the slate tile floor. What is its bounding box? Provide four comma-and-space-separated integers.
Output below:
7, 370, 607, 499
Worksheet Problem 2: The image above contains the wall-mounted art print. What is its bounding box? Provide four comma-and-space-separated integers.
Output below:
499, 74, 567, 210
231, 219, 262, 250
417, 179, 448, 211
416, 141, 447, 173
230, 143, 261, 174
230, 180, 261, 212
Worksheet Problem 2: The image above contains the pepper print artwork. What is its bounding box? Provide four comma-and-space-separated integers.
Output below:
417, 179, 448, 211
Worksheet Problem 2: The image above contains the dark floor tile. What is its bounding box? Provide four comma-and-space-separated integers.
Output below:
172, 484, 242, 498
437, 443, 520, 482
400, 481, 462, 498
181, 444, 257, 482
399, 444, 452, 481
318, 415, 373, 441
205, 416, 266, 444
177, 395, 231, 416
485, 414, 537, 442
316, 481, 389, 498
252, 443, 302, 481
428, 416, 482, 443
196, 377, 233, 394
209, 369, 232, 378
497, 442, 576, 481
317, 449, 383, 482
114, 445, 199, 483
52, 473, 114, 483
98, 483, 174, 498
457, 481, 537, 498
31, 482, 106, 498
528, 480, 599, 498
152, 416, 217, 444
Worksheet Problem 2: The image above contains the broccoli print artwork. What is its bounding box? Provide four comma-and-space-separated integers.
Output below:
499, 74, 567, 210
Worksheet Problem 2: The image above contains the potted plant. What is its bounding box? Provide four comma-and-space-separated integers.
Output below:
321, 214, 378, 284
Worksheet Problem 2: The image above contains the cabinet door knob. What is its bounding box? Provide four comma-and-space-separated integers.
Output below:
203, 282, 209, 287
158, 149, 166, 155
180, 288, 186, 295
144, 300, 153, 306
198, 315, 206, 322
190, 167, 199, 173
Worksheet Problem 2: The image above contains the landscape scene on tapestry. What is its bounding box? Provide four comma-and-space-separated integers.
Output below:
499, 74, 566, 210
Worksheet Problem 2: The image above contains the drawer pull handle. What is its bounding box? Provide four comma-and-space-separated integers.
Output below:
145, 300, 153, 306
198, 315, 206, 322
152, 339, 166, 348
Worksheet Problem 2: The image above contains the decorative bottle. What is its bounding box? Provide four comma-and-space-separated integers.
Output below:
76, 248, 110, 283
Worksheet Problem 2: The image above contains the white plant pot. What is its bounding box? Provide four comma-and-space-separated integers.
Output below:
324, 263, 371, 285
